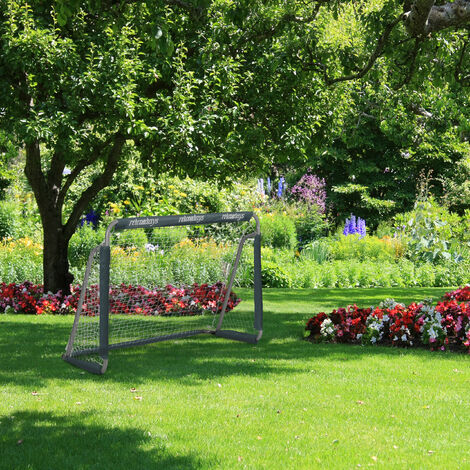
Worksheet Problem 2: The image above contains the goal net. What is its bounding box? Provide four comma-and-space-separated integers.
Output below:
63, 212, 263, 374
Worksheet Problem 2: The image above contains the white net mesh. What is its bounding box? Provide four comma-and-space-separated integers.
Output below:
65, 215, 259, 371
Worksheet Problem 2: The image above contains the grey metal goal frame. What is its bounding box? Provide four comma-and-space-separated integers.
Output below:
63, 211, 263, 374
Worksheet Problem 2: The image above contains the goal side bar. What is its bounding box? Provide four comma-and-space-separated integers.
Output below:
63, 244, 109, 374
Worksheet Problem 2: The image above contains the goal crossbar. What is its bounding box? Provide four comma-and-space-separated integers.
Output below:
63, 211, 263, 374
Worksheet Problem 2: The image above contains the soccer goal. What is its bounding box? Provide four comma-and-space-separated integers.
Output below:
63, 211, 262, 374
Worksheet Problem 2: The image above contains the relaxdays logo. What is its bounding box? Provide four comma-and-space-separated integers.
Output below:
178, 215, 205, 224
221, 213, 246, 221
128, 217, 159, 227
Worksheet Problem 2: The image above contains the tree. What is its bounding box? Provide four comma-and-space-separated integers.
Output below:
0, 0, 275, 293
2, 0, 470, 293
277, 1, 470, 222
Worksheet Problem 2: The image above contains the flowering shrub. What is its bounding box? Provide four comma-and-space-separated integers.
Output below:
290, 173, 326, 213
0, 281, 241, 316
305, 287, 470, 353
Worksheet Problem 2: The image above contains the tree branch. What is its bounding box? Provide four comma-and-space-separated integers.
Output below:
24, 140, 50, 224
57, 136, 115, 210
405, 0, 435, 36
394, 37, 423, 88
406, 0, 470, 35
325, 14, 405, 85
63, 134, 125, 240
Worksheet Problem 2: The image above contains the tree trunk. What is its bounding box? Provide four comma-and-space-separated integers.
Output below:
42, 213, 74, 295
24, 140, 74, 294
24, 135, 125, 295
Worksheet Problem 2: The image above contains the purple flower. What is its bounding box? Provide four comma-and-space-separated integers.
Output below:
290, 173, 326, 213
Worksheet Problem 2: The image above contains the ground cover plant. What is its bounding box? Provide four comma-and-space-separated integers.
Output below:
1, 288, 469, 469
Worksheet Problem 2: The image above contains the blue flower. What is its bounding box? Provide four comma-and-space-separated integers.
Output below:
80, 209, 99, 228
277, 176, 285, 198
343, 214, 366, 238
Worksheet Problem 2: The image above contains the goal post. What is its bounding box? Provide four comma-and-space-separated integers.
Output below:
63, 211, 263, 374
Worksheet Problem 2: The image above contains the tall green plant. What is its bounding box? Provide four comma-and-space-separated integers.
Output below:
406, 200, 462, 264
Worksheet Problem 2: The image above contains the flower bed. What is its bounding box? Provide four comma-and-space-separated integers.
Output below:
0, 281, 240, 316
305, 287, 470, 353
81, 282, 240, 316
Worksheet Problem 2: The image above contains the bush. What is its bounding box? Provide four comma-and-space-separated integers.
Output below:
329, 235, 398, 262
0, 237, 43, 283
260, 214, 297, 250
149, 226, 188, 249
0, 201, 20, 239
294, 207, 330, 246
69, 224, 106, 268
260, 261, 292, 288
114, 228, 148, 250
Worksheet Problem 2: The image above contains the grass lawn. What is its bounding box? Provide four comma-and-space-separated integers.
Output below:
1, 287, 469, 469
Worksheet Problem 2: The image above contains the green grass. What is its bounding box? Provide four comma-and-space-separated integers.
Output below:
1, 288, 469, 469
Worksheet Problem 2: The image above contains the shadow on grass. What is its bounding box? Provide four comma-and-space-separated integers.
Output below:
0, 410, 205, 470
0, 306, 464, 389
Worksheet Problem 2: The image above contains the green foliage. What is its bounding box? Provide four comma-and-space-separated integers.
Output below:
148, 226, 188, 250
287, 258, 470, 289
68, 224, 106, 268
0, 200, 20, 239
260, 215, 297, 251
329, 235, 399, 262
260, 261, 292, 288
294, 207, 330, 246
114, 229, 148, 251
402, 199, 462, 263
0, 237, 43, 283
300, 239, 331, 264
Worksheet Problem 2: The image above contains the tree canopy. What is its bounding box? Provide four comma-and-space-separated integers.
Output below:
1, 0, 470, 291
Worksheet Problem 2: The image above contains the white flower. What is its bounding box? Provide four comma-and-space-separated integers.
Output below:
401, 334, 407, 342
320, 318, 335, 338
